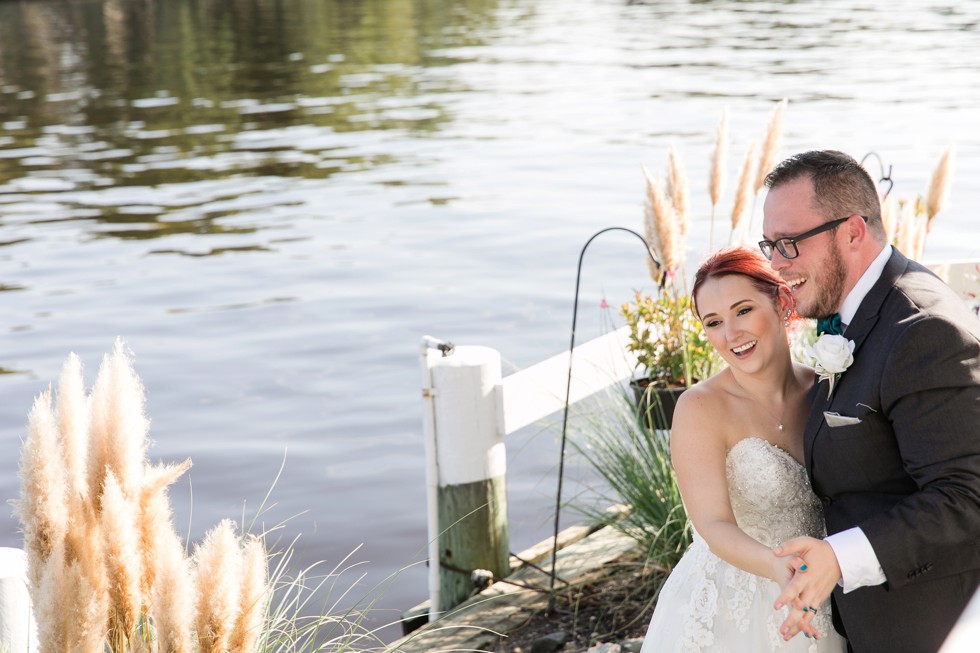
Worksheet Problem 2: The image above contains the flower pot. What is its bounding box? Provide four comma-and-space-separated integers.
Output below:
630, 379, 686, 431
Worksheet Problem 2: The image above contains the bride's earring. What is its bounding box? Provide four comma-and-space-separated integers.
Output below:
783, 310, 791, 329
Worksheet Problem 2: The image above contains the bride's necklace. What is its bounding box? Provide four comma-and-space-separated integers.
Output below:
731, 374, 786, 431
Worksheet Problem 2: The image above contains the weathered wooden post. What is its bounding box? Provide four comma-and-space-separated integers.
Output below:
420, 337, 510, 619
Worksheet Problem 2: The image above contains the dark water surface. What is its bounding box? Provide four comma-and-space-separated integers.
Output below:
2, 0, 979, 641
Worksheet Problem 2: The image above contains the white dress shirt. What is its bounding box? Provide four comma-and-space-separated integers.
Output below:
823, 244, 892, 592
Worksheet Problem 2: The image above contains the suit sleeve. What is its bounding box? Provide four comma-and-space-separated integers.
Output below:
860, 312, 980, 590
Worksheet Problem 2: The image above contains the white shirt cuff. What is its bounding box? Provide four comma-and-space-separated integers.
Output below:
825, 527, 886, 593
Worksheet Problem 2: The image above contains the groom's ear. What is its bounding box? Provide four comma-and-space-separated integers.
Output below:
843, 212, 868, 247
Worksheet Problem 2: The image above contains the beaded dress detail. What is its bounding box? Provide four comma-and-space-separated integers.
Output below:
640, 438, 847, 653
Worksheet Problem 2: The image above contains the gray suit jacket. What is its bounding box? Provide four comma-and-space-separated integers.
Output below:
805, 249, 980, 653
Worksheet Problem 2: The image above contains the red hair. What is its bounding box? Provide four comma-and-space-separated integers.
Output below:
692, 246, 795, 321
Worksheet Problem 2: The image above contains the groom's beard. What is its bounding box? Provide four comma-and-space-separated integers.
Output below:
805, 239, 848, 319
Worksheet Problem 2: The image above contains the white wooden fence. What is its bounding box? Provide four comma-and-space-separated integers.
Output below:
419, 326, 638, 617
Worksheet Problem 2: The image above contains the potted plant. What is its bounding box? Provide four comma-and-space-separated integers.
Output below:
621, 284, 721, 430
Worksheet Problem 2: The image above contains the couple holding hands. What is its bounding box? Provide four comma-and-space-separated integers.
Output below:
640, 150, 980, 652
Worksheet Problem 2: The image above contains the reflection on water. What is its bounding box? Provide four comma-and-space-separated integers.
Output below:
1, 0, 979, 643
0, 0, 496, 248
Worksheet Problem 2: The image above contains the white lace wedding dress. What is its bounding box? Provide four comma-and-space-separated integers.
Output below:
640, 437, 847, 652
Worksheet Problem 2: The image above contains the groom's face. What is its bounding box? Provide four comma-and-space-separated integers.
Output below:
761, 176, 848, 319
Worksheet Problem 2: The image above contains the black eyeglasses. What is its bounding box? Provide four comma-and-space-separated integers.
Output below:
759, 215, 867, 260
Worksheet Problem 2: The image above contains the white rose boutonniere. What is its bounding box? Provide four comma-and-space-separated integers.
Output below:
805, 334, 855, 396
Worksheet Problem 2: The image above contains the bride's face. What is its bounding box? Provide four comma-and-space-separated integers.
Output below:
696, 274, 787, 371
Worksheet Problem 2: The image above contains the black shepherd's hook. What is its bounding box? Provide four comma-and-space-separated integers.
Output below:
547, 226, 662, 612
861, 151, 894, 200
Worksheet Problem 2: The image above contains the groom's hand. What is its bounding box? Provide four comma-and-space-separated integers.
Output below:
773, 537, 842, 641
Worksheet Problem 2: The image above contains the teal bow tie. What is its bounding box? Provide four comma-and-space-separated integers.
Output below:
817, 313, 843, 336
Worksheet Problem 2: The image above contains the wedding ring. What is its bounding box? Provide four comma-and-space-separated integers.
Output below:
808, 606, 818, 614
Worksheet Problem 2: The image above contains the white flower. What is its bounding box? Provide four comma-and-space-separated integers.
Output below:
805, 334, 855, 395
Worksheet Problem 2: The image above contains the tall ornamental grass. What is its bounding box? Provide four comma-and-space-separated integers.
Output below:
570, 388, 692, 577
15, 340, 397, 653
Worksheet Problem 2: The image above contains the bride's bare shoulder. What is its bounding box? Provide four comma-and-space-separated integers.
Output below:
676, 370, 730, 404
673, 372, 732, 430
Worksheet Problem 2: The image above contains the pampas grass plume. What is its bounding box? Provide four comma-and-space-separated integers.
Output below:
194, 519, 244, 653
153, 529, 196, 653
731, 139, 757, 242
881, 194, 898, 245
229, 535, 269, 653
55, 353, 106, 587
89, 339, 148, 499
754, 98, 787, 195
57, 353, 91, 507
65, 559, 109, 653
101, 469, 144, 640
18, 388, 69, 590
642, 165, 665, 280
709, 108, 729, 207
36, 542, 107, 653
643, 165, 683, 273
65, 500, 109, 610
925, 145, 955, 222
139, 460, 192, 605
895, 199, 915, 255
16, 343, 295, 653
708, 108, 730, 251
35, 540, 71, 653
666, 144, 689, 239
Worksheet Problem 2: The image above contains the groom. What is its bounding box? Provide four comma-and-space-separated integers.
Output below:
759, 150, 980, 652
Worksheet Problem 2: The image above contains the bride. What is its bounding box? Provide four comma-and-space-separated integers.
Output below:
640, 247, 846, 652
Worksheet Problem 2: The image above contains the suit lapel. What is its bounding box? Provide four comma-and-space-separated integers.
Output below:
804, 379, 826, 481
838, 249, 907, 358
803, 248, 909, 482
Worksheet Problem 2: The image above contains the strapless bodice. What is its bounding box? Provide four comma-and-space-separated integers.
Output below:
724, 437, 826, 546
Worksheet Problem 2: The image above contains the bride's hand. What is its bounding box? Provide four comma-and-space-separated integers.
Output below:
772, 537, 842, 641
769, 551, 798, 587
769, 552, 823, 640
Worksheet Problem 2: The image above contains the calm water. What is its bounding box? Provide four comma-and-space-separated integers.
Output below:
2, 0, 979, 642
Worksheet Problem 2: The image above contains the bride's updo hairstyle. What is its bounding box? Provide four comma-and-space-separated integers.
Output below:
691, 246, 797, 324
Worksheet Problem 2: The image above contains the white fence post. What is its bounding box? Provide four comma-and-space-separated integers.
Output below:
420, 338, 510, 618
0, 547, 36, 653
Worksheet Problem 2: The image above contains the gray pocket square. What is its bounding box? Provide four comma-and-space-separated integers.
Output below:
823, 411, 862, 427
